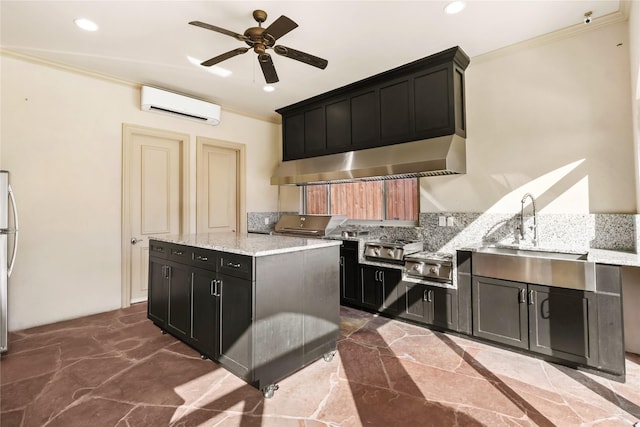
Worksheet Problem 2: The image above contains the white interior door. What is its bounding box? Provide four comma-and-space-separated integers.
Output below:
122, 124, 189, 305
196, 138, 246, 234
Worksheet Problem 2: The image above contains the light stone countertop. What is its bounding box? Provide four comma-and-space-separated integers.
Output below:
153, 232, 341, 257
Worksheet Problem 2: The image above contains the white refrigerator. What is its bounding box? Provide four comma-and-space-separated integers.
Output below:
0, 170, 19, 353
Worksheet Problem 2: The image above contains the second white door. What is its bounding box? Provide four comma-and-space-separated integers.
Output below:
196, 138, 246, 234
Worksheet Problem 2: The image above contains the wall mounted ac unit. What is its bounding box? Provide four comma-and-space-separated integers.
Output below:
141, 86, 221, 125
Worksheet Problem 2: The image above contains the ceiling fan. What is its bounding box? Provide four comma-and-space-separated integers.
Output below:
189, 10, 328, 84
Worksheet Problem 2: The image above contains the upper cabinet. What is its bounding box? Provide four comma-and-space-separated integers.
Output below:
277, 46, 470, 161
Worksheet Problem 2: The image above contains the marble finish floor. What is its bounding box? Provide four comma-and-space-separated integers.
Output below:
1, 303, 640, 426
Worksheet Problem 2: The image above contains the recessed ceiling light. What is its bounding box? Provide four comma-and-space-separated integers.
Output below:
444, 1, 466, 15
263, 85, 275, 92
186, 56, 232, 77
74, 18, 98, 32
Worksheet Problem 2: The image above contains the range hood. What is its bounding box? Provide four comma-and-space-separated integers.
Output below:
270, 134, 466, 186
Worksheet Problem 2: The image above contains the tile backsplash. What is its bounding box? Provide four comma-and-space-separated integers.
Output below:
247, 212, 639, 253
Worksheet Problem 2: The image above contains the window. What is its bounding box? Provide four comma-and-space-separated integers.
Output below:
304, 178, 418, 221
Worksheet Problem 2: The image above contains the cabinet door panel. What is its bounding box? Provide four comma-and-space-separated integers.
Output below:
191, 268, 219, 358
304, 107, 325, 154
219, 273, 252, 376
283, 113, 304, 160
351, 91, 379, 148
360, 266, 380, 309
326, 99, 351, 152
431, 286, 458, 331
340, 247, 360, 306
397, 281, 429, 323
528, 284, 598, 365
166, 263, 191, 339
414, 67, 451, 136
472, 276, 528, 349
148, 258, 168, 327
380, 80, 411, 141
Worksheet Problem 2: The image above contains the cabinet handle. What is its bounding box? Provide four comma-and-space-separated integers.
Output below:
217, 279, 223, 296
171, 250, 183, 256
162, 265, 170, 279
226, 262, 241, 269
528, 290, 534, 305
423, 289, 432, 302
518, 288, 526, 303
210, 280, 216, 296
195, 255, 208, 262
340, 256, 344, 267
428, 289, 433, 302
379, 271, 384, 282
152, 246, 164, 253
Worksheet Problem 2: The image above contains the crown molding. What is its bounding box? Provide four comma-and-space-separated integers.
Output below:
472, 9, 629, 65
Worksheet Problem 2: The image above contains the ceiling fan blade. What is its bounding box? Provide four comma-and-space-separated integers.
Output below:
262, 15, 298, 43
201, 48, 249, 67
189, 21, 249, 42
258, 54, 279, 84
274, 45, 328, 69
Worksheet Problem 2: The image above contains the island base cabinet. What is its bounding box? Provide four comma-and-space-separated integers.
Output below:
148, 258, 168, 329
252, 248, 340, 390
191, 267, 220, 360
148, 239, 340, 397
218, 273, 252, 379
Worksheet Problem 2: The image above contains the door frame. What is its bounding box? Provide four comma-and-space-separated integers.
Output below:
121, 123, 191, 308
196, 136, 247, 234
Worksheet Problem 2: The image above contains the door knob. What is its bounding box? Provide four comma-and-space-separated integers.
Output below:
131, 237, 142, 245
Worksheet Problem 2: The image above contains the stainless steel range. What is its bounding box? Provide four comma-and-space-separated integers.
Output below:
364, 238, 423, 264
403, 252, 453, 284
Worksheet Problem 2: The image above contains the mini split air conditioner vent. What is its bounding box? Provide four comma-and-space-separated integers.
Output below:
140, 86, 221, 125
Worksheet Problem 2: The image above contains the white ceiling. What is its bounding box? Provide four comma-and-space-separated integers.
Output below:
0, 1, 623, 122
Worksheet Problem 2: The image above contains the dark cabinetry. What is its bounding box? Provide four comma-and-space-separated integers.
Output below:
472, 276, 597, 365
277, 47, 469, 161
148, 242, 252, 368
339, 240, 360, 306
397, 282, 458, 330
360, 265, 402, 314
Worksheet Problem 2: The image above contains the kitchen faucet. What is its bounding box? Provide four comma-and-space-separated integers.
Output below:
519, 193, 538, 246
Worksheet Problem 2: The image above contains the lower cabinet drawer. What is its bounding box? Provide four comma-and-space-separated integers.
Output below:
219, 253, 252, 280
191, 247, 218, 270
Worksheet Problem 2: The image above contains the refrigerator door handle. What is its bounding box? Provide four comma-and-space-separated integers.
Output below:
7, 185, 18, 278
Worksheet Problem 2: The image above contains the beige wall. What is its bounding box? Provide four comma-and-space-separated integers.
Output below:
629, 1, 640, 212
421, 20, 635, 214
0, 53, 281, 330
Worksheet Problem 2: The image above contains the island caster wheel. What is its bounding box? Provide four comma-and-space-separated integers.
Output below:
160, 330, 167, 335
323, 351, 336, 362
200, 354, 208, 360
262, 384, 279, 399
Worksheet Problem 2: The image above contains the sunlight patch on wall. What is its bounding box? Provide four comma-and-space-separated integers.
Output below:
485, 159, 587, 214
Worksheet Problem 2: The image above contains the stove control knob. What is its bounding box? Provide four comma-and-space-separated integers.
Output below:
429, 266, 439, 274
373, 247, 381, 256
387, 248, 395, 257
413, 264, 423, 273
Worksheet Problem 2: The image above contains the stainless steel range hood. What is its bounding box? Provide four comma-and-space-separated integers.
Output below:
270, 134, 466, 185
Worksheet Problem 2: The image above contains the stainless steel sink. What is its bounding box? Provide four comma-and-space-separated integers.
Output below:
472, 246, 596, 291
475, 246, 589, 261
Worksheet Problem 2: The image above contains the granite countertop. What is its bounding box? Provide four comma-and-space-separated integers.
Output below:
153, 232, 341, 257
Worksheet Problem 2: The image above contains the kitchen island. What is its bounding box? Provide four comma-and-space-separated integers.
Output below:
147, 232, 341, 398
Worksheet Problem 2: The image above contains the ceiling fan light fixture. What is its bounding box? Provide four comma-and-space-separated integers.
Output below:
74, 18, 98, 31
444, 1, 466, 15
